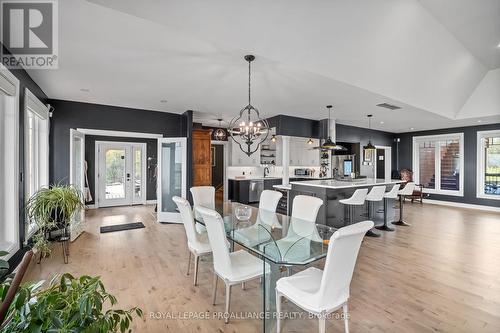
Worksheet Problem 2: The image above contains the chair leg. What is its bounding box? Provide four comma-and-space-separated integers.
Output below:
318, 315, 326, 333
343, 303, 349, 333
276, 292, 282, 333
212, 273, 218, 305
193, 255, 199, 286
241, 282, 245, 290
186, 251, 192, 276
225, 284, 231, 324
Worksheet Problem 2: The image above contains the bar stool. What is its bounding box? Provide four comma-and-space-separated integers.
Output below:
364, 186, 386, 237
376, 184, 400, 232
392, 182, 416, 226
339, 188, 368, 226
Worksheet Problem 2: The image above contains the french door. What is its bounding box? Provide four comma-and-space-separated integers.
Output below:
96, 142, 146, 207
70, 129, 86, 241
157, 138, 187, 223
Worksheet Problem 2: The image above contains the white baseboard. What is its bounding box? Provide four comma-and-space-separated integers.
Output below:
423, 199, 500, 213
86, 204, 96, 209
146, 200, 157, 205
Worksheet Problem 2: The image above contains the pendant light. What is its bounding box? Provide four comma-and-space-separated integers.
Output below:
213, 118, 227, 141
363, 114, 376, 151
315, 105, 346, 151
228, 55, 270, 156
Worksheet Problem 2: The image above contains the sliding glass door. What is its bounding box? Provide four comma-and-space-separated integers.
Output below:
157, 138, 186, 223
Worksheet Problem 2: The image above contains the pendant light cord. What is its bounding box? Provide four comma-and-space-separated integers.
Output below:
248, 59, 251, 106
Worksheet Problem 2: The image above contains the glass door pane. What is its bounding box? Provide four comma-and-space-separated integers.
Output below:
133, 147, 142, 201
418, 141, 435, 189
161, 142, 182, 213
105, 148, 126, 200
440, 139, 460, 191
485, 137, 500, 195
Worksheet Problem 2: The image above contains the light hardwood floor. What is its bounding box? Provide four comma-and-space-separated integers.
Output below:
24, 203, 500, 332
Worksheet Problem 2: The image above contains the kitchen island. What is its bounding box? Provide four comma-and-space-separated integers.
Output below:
289, 178, 403, 228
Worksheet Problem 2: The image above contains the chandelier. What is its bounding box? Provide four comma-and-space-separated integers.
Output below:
228, 55, 270, 156
213, 118, 227, 141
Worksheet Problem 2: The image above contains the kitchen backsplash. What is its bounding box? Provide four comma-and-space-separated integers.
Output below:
227, 166, 321, 178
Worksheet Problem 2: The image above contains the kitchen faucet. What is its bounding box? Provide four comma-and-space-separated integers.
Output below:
264, 166, 270, 177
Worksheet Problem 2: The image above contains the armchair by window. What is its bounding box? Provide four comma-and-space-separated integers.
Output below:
399, 169, 425, 203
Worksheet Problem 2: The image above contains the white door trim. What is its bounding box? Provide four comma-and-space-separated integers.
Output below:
77, 128, 163, 139
69, 129, 86, 241
374, 145, 392, 180
95, 141, 147, 208
157, 137, 187, 223
211, 140, 228, 201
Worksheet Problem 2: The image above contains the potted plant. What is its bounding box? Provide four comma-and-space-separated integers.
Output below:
0, 255, 142, 332
26, 184, 85, 259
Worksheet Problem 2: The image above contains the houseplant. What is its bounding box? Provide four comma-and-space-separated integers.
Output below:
26, 184, 85, 257
0, 270, 143, 332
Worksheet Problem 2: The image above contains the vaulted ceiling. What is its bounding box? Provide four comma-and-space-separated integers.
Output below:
27, 0, 500, 132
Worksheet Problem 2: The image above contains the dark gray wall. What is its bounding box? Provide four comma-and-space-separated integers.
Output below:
84, 136, 158, 204
49, 99, 185, 185
2, 42, 49, 266
268, 115, 320, 138
396, 123, 500, 207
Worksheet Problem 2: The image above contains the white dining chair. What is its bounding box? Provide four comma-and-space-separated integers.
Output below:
259, 190, 283, 212
276, 220, 374, 333
190, 186, 215, 232
233, 190, 283, 246
172, 196, 212, 286
197, 206, 270, 323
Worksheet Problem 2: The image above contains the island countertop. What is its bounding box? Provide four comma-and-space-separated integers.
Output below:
290, 178, 403, 189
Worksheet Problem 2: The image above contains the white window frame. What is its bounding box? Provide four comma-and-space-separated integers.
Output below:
412, 133, 464, 197
477, 130, 500, 201
0, 63, 20, 259
24, 88, 50, 239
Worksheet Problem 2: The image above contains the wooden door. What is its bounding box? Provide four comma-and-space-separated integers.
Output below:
193, 129, 212, 186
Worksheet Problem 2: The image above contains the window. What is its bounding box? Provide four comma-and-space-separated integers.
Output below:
24, 89, 50, 237
413, 133, 464, 196
0, 64, 20, 259
477, 130, 500, 200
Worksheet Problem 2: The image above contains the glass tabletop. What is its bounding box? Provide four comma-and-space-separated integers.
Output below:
194, 202, 336, 265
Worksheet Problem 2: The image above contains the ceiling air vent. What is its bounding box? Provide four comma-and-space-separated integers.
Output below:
376, 103, 401, 110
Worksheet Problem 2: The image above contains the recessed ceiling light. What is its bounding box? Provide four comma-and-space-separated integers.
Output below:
477, 120, 482, 123
497, 42, 500, 48
410, 127, 415, 130
80, 88, 90, 92
380, 121, 384, 124
160, 100, 168, 103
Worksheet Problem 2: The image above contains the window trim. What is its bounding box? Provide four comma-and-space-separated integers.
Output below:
0, 63, 20, 260
477, 130, 500, 201
412, 133, 464, 197
24, 88, 50, 240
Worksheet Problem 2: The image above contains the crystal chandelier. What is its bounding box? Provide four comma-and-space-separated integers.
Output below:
228, 55, 270, 156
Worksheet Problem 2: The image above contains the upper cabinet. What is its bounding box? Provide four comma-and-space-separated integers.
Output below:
289, 137, 319, 166
229, 139, 261, 166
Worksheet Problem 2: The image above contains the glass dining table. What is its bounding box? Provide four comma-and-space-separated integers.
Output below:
195, 201, 336, 333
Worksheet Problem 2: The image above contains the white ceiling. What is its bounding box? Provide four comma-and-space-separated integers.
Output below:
26, 0, 500, 133
419, 0, 500, 70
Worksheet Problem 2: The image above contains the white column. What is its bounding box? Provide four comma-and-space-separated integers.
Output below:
282, 136, 290, 185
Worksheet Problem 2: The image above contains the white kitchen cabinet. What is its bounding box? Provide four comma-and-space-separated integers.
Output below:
289, 137, 319, 166
229, 139, 260, 166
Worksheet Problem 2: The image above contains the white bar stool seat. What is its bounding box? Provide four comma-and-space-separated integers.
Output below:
392, 182, 416, 227
363, 185, 387, 237
376, 184, 400, 231
339, 189, 368, 226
